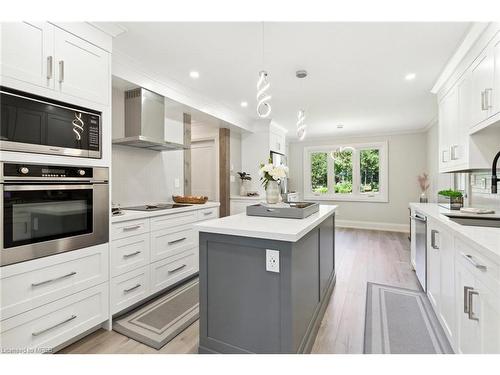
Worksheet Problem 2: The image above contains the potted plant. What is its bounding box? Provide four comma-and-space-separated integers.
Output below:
417, 173, 430, 203
237, 172, 252, 196
259, 160, 288, 204
438, 189, 464, 210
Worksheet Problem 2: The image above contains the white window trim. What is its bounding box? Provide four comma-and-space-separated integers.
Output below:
303, 141, 389, 203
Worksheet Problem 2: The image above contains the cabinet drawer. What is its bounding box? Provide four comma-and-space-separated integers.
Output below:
111, 266, 150, 315
112, 219, 149, 240
0, 283, 108, 352
150, 225, 196, 263
1, 244, 108, 321
150, 211, 197, 232
455, 237, 500, 286
111, 234, 150, 277
150, 249, 197, 294
196, 207, 219, 221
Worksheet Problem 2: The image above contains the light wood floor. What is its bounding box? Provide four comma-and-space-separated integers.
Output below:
59, 228, 419, 354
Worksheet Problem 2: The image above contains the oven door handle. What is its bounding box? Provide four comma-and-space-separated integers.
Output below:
3, 184, 93, 191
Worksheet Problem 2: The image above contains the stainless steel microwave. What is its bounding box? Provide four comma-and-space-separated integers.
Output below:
0, 162, 109, 266
0, 87, 102, 158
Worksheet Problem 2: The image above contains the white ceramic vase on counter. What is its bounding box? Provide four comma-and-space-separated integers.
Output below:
265, 180, 280, 204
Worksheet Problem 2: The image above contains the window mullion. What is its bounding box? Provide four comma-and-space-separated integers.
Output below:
327, 153, 334, 196
353, 149, 360, 196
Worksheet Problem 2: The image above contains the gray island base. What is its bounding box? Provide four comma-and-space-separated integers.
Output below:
195, 205, 336, 353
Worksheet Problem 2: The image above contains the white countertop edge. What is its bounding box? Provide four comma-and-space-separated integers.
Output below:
194, 205, 337, 242
230, 195, 262, 201
409, 202, 500, 264
111, 201, 220, 223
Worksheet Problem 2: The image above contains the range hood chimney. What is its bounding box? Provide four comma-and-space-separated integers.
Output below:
113, 87, 188, 151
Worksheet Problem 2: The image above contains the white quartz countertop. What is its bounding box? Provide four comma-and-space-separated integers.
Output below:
111, 201, 220, 223
409, 203, 500, 263
230, 195, 262, 201
194, 204, 337, 242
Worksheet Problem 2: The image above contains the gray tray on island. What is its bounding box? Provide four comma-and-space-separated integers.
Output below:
246, 202, 319, 219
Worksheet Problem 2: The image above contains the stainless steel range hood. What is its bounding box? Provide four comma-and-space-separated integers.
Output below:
113, 87, 188, 151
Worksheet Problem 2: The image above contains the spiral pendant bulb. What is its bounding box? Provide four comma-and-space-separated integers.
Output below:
297, 109, 306, 141
256, 71, 272, 118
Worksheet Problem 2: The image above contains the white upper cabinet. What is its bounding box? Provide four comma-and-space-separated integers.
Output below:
1, 22, 110, 106
0, 22, 54, 89
438, 85, 458, 172
493, 34, 500, 116
470, 49, 495, 126
54, 29, 110, 106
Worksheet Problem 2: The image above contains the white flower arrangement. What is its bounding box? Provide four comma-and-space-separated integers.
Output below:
259, 160, 288, 188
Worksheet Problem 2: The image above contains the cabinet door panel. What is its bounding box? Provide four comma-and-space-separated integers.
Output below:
427, 224, 441, 309
54, 28, 109, 105
492, 35, 500, 117
438, 229, 455, 340
0, 22, 54, 89
471, 51, 494, 126
319, 216, 334, 296
476, 279, 500, 353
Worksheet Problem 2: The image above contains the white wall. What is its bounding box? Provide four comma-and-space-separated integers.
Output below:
111, 87, 184, 206
288, 132, 428, 231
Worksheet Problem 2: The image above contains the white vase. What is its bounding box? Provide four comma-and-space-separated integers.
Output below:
239, 182, 246, 196
265, 180, 280, 204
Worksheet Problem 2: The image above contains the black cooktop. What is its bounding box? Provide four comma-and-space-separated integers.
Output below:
123, 203, 191, 212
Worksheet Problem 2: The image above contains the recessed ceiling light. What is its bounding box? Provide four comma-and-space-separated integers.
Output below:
189, 71, 199, 79
336, 124, 344, 129
240, 101, 248, 108
405, 73, 416, 81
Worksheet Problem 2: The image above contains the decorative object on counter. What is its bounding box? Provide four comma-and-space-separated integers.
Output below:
246, 191, 259, 197
417, 173, 430, 203
172, 195, 208, 204
237, 171, 252, 196
259, 159, 288, 204
438, 189, 464, 210
246, 202, 319, 219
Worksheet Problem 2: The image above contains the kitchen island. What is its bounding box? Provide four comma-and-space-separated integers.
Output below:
194, 205, 337, 354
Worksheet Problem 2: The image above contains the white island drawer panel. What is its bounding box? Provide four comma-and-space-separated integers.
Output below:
111, 266, 150, 314
150, 225, 196, 263
0, 283, 108, 352
455, 237, 500, 286
112, 219, 150, 240
150, 211, 197, 232
150, 249, 197, 294
1, 244, 108, 321
111, 234, 150, 277
196, 207, 219, 221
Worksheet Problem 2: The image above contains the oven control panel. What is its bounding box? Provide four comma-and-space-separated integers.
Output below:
3, 163, 93, 178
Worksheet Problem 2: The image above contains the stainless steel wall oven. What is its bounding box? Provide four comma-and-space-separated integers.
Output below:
1, 162, 109, 266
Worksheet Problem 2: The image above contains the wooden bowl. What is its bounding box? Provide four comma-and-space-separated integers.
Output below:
172, 195, 208, 204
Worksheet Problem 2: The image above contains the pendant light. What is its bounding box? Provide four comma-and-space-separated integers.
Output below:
256, 22, 272, 118
296, 70, 308, 140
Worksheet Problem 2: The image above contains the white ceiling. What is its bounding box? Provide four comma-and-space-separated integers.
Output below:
110, 22, 471, 138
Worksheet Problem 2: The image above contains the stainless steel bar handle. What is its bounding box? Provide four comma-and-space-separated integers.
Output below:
32, 315, 77, 337
168, 264, 186, 274
123, 225, 141, 231
463, 286, 473, 314
468, 290, 480, 321
462, 253, 487, 270
485, 88, 493, 109
410, 215, 426, 222
203, 211, 212, 216
123, 251, 141, 258
431, 229, 439, 249
442, 150, 448, 163
124, 284, 141, 293
5, 184, 93, 192
31, 271, 77, 287
481, 91, 486, 111
46, 56, 53, 79
168, 237, 187, 245
59, 60, 64, 83
451, 145, 459, 160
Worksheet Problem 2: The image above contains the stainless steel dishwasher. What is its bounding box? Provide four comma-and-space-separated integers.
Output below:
410, 212, 427, 291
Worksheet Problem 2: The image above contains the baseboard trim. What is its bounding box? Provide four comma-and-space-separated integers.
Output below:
336, 219, 409, 233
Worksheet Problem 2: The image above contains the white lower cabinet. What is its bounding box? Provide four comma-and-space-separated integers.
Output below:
0, 283, 108, 352
110, 266, 150, 314
110, 206, 219, 316
425, 217, 500, 354
426, 219, 455, 342
150, 249, 197, 295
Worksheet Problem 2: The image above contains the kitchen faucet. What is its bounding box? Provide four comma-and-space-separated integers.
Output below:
493, 150, 500, 194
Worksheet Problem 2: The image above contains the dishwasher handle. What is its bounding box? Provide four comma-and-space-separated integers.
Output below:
410, 214, 427, 222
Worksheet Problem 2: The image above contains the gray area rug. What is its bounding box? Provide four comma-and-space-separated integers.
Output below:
113, 277, 199, 350
364, 283, 453, 354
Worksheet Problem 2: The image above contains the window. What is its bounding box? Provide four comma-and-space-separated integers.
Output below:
304, 141, 388, 202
